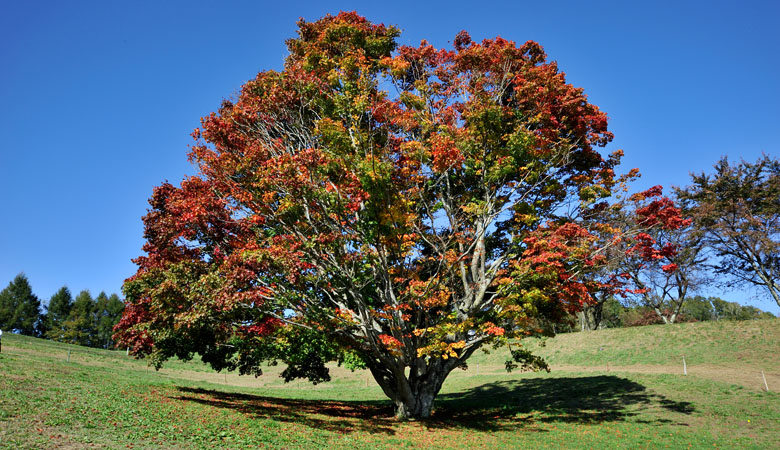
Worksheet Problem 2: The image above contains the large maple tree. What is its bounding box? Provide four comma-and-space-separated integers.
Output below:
115, 12, 683, 418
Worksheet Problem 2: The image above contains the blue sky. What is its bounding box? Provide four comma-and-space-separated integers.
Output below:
1, 0, 778, 314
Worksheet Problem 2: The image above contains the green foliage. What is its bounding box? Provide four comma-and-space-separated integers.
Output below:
580, 296, 776, 329
59, 290, 125, 348
0, 273, 42, 336
669, 295, 776, 323
0, 275, 125, 348
709, 297, 775, 321
94, 292, 124, 349
505, 347, 550, 373
682, 295, 715, 322
45, 286, 73, 341
63, 290, 96, 346
600, 297, 626, 328
677, 154, 780, 306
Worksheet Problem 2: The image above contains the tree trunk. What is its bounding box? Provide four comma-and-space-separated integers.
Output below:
365, 352, 465, 419
759, 273, 780, 309
770, 285, 780, 309
579, 301, 604, 331
393, 382, 438, 419
652, 305, 671, 324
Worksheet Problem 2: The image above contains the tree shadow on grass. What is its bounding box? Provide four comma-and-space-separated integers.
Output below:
173, 387, 398, 434
172, 374, 694, 435
432, 375, 695, 431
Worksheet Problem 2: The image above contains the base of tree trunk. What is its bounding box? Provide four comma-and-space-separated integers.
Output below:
394, 392, 435, 419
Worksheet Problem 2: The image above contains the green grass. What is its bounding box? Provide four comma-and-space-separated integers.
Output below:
1, 319, 779, 449
521, 318, 780, 368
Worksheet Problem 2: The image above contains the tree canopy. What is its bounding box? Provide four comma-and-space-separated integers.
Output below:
45, 286, 73, 340
0, 273, 42, 336
55, 290, 125, 348
115, 12, 684, 419
677, 154, 780, 308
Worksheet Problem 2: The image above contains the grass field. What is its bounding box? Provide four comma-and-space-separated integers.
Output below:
1, 319, 778, 449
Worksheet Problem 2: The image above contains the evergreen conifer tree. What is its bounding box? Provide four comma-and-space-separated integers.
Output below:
102, 293, 124, 348
94, 292, 124, 348
63, 290, 96, 346
0, 273, 42, 336
45, 286, 74, 341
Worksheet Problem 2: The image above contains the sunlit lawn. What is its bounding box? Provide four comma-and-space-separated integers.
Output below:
1, 320, 778, 449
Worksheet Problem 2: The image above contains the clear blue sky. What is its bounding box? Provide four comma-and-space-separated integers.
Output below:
1, 1, 778, 314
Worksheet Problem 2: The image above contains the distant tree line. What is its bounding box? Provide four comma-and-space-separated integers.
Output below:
0, 273, 124, 349
581, 295, 776, 331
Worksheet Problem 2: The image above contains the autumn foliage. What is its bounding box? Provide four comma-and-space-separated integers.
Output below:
115, 12, 685, 419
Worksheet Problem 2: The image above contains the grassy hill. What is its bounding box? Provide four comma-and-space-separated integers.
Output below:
1, 319, 778, 449
474, 319, 780, 390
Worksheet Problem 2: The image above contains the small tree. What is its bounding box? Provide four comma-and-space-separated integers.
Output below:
560, 187, 688, 331
45, 286, 74, 341
0, 273, 42, 336
115, 12, 682, 419
622, 205, 703, 324
678, 155, 780, 307
574, 203, 629, 331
